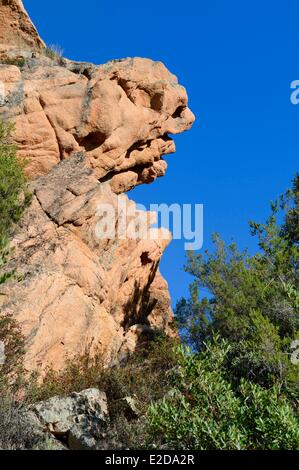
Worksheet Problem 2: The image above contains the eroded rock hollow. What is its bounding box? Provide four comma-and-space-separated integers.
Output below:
0, 0, 195, 374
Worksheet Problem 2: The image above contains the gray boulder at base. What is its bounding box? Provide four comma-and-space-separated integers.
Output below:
27, 388, 108, 450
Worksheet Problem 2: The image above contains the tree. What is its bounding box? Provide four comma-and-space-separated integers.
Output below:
175, 176, 299, 400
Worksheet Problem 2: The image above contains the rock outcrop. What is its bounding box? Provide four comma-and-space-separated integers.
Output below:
1, 155, 175, 372
0, 56, 194, 188
0, 1, 194, 375
0, 0, 45, 58
26, 388, 108, 450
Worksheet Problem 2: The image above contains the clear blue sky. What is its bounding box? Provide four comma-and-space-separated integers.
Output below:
25, 0, 299, 306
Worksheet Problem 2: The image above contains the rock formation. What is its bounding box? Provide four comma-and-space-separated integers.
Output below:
0, 1, 194, 374
0, 55, 194, 187
26, 388, 108, 450
0, 0, 45, 58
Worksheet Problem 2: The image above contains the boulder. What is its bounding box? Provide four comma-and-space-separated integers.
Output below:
27, 388, 108, 450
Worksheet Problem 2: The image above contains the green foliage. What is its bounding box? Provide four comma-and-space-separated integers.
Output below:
0, 120, 30, 285
1, 57, 26, 68
148, 339, 299, 450
280, 173, 299, 245
176, 175, 299, 400
0, 121, 31, 240
0, 238, 14, 286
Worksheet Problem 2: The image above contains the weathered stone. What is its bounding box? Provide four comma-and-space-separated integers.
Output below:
0, 2, 194, 375
0, 0, 45, 54
1, 154, 176, 373
0, 56, 194, 187
68, 424, 98, 450
27, 388, 108, 449
117, 396, 140, 420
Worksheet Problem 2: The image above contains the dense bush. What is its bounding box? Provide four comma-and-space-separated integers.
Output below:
148, 339, 299, 450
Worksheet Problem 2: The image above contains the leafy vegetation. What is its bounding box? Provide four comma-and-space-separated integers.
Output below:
146, 175, 299, 450
1, 57, 26, 68
148, 338, 299, 450
0, 121, 31, 240
176, 175, 299, 404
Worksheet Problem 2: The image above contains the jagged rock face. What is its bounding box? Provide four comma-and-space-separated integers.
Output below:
0, 57, 194, 192
0, 2, 194, 375
1, 155, 175, 373
0, 0, 45, 55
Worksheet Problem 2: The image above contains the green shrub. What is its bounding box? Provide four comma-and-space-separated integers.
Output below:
148, 338, 299, 450
176, 175, 299, 401
0, 121, 31, 240
2, 58, 26, 68
0, 120, 31, 289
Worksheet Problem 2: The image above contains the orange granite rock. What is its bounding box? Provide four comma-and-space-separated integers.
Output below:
0, 1, 194, 375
